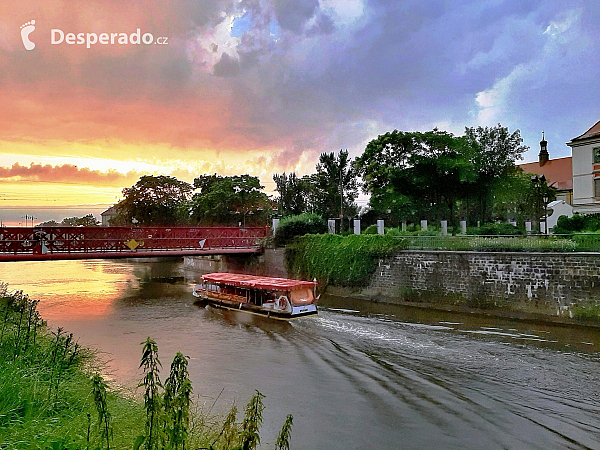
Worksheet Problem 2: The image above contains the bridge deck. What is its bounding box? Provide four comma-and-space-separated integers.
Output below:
0, 226, 268, 262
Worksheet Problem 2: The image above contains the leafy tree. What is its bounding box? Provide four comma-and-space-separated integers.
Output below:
354, 125, 528, 227
61, 214, 99, 227
117, 176, 193, 226
314, 150, 358, 220
273, 172, 309, 216
37, 220, 60, 227
491, 171, 556, 226
463, 124, 528, 223
190, 174, 270, 226
354, 129, 472, 226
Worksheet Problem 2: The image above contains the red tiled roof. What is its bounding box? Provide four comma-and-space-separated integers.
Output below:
202, 273, 317, 290
519, 156, 572, 190
570, 120, 600, 142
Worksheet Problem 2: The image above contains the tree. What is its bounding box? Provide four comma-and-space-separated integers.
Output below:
190, 174, 270, 226
463, 124, 529, 223
354, 129, 472, 225
60, 214, 99, 227
491, 171, 556, 225
314, 150, 358, 221
354, 125, 528, 227
273, 172, 308, 216
117, 176, 193, 226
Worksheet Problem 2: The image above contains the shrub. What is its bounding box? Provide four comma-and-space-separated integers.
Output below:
285, 234, 408, 286
469, 222, 522, 235
362, 224, 379, 235
273, 213, 327, 247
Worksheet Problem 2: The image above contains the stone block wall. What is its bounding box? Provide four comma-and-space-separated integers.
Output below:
369, 251, 600, 315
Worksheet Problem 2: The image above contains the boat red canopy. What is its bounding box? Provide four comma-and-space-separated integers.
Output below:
201, 273, 317, 290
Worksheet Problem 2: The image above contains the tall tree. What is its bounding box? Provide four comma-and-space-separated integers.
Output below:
273, 172, 308, 216
314, 150, 358, 220
463, 124, 528, 223
117, 176, 193, 226
354, 129, 472, 224
190, 174, 270, 226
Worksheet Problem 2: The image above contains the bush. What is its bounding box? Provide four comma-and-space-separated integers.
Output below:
285, 234, 408, 287
362, 224, 379, 235
469, 222, 522, 236
553, 214, 585, 233
273, 213, 327, 247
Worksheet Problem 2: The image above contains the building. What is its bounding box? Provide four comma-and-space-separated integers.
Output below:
568, 120, 600, 214
519, 133, 573, 205
100, 205, 118, 226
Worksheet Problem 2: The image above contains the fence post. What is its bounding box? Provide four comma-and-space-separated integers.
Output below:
525, 221, 532, 234
441, 220, 448, 235
402, 220, 407, 232
354, 219, 361, 235
421, 220, 427, 231
328, 219, 336, 234
377, 219, 384, 235
460, 220, 467, 234
272, 218, 280, 235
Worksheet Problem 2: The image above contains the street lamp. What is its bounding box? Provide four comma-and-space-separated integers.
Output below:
530, 174, 547, 233
542, 192, 550, 235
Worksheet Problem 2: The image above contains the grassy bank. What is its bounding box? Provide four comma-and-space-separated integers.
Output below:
285, 234, 408, 287
0, 283, 293, 450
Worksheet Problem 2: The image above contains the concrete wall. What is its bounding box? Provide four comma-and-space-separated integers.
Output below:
184, 248, 288, 278
367, 250, 600, 316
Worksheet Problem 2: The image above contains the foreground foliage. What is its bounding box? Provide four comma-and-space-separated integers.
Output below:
0, 283, 293, 449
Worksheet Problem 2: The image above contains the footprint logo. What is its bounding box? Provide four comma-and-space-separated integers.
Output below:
20, 20, 36, 50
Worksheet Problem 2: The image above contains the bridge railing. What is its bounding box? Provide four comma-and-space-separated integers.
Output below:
0, 226, 269, 256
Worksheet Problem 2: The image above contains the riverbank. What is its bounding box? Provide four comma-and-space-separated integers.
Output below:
0, 283, 293, 449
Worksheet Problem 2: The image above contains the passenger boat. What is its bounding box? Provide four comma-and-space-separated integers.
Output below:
193, 273, 318, 319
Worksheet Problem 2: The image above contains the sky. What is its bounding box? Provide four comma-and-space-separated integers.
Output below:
0, 0, 598, 225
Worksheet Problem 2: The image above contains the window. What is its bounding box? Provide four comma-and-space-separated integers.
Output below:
595, 178, 600, 199
594, 147, 600, 164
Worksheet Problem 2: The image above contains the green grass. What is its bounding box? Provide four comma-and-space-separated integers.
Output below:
0, 283, 294, 450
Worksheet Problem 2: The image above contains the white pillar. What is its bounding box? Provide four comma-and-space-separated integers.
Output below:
272, 218, 280, 235
460, 220, 467, 234
441, 220, 448, 235
354, 219, 361, 235
402, 220, 407, 232
377, 219, 384, 235
525, 221, 532, 233
421, 220, 427, 231
540, 222, 546, 234
328, 219, 336, 234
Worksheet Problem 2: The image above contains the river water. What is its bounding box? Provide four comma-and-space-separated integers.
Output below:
1, 258, 600, 449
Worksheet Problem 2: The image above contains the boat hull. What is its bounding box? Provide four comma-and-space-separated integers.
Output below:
194, 292, 317, 320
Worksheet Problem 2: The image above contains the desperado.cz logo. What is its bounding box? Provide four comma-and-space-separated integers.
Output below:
20, 19, 168, 50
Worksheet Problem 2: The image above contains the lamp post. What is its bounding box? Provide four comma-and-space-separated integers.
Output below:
542, 192, 550, 235
530, 174, 546, 233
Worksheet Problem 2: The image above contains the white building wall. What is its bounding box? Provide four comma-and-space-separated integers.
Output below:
569, 137, 600, 214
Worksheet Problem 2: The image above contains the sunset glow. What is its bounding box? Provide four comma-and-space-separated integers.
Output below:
1, 1, 599, 225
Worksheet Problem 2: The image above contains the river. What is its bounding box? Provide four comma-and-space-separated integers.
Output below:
1, 258, 600, 449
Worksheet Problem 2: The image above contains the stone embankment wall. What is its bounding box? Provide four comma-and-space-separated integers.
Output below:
184, 248, 288, 278
366, 250, 600, 315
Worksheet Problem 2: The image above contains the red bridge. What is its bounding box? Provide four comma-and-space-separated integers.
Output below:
0, 226, 269, 262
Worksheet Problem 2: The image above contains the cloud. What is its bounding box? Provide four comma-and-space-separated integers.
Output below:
0, 162, 141, 186
0, 0, 598, 184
